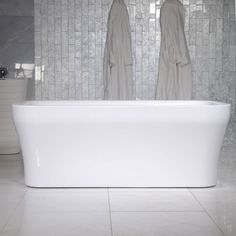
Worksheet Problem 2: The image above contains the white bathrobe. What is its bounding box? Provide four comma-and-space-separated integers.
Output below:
103, 0, 133, 100
156, 0, 192, 100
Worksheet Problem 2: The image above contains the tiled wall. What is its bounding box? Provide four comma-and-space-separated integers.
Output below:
0, 0, 34, 99
34, 0, 236, 144
221, 0, 236, 144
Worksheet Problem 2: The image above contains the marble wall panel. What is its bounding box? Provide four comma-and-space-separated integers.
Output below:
0, 0, 34, 99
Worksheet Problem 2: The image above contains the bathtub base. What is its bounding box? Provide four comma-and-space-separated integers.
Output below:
24, 141, 221, 188
22, 122, 223, 188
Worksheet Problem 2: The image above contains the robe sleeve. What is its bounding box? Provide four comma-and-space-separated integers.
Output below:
107, 6, 117, 67
121, 6, 133, 65
161, 3, 190, 66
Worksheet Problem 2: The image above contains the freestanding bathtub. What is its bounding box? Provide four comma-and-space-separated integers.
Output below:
12, 100, 230, 188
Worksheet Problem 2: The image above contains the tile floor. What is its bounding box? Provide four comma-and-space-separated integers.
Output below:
0, 145, 235, 236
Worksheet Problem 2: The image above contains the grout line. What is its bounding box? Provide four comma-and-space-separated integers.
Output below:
109, 210, 204, 213
107, 188, 114, 236
188, 189, 226, 236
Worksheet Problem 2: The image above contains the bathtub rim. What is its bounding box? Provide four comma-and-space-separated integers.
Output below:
12, 100, 231, 108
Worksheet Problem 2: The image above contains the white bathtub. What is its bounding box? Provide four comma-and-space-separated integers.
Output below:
12, 100, 230, 188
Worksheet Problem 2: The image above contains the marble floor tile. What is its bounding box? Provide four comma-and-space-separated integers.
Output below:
1, 210, 111, 236
0, 155, 24, 182
0, 179, 26, 193
190, 189, 236, 236
0, 192, 25, 232
17, 189, 110, 212
111, 212, 224, 236
190, 189, 236, 213
109, 189, 203, 212
0, 211, 10, 234
209, 213, 236, 236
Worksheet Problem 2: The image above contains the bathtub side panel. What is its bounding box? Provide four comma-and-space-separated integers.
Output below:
12, 105, 230, 187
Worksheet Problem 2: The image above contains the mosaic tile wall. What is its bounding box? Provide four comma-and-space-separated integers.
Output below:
34, 0, 236, 144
